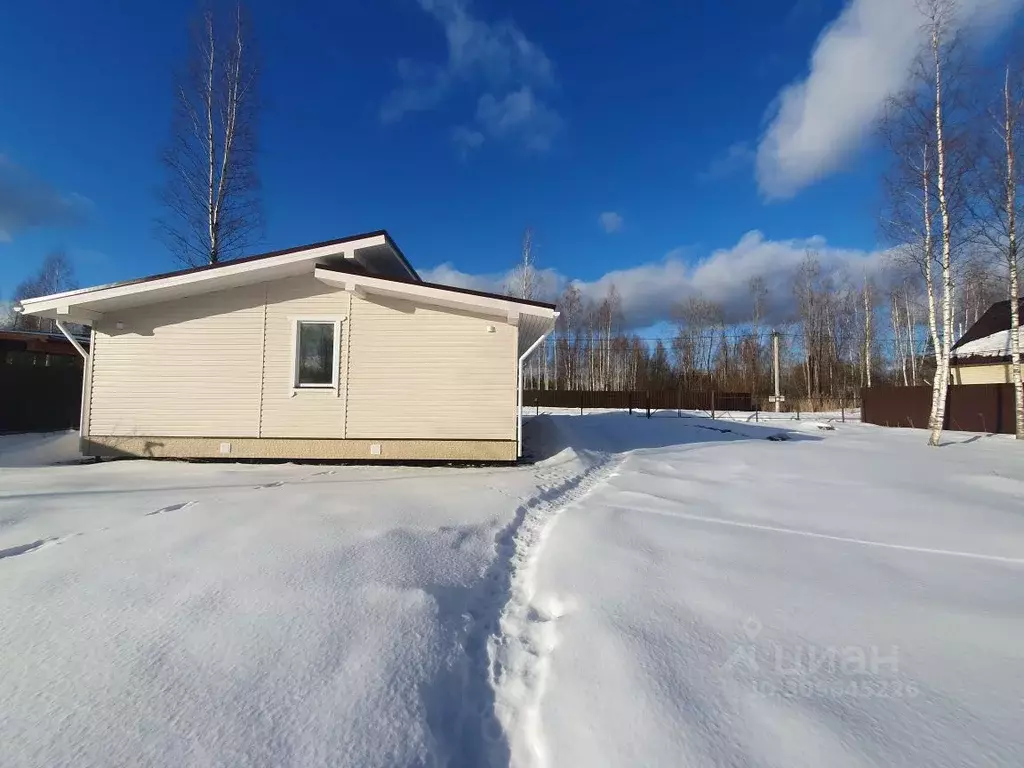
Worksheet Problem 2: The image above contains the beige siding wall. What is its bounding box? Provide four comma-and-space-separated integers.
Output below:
952, 362, 1012, 385
259, 275, 351, 438
88, 277, 518, 442
89, 284, 266, 437
346, 294, 517, 440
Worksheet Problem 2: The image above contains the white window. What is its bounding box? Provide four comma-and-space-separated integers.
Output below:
293, 320, 341, 389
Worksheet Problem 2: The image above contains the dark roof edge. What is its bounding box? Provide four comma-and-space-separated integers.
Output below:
382, 232, 421, 281
315, 262, 558, 310
18, 230, 399, 306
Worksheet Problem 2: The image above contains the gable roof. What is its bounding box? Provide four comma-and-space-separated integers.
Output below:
15, 230, 557, 336
17, 230, 415, 309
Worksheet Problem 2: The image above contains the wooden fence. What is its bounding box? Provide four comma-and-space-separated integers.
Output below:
523, 389, 754, 413
862, 384, 1017, 434
0, 364, 83, 433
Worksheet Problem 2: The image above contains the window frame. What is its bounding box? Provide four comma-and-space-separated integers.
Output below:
290, 318, 343, 393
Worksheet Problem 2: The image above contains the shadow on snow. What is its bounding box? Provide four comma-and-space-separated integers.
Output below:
521, 410, 820, 464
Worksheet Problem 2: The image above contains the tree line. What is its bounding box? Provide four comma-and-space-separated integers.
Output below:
511, 223, 1008, 414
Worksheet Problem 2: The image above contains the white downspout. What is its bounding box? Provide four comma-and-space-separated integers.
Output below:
55, 319, 89, 361
55, 319, 90, 439
518, 329, 553, 459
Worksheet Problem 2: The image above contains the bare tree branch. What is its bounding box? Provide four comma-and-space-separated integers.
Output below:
158, 1, 262, 267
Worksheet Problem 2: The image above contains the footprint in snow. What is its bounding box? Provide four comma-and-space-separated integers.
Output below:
0, 537, 66, 561
147, 501, 197, 516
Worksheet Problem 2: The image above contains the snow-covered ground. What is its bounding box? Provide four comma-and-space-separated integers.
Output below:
1, 417, 1022, 767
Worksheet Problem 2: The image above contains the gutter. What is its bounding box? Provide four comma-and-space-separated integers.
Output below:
517, 328, 554, 459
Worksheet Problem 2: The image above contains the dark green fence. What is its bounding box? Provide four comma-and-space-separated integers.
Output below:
0, 364, 83, 433
523, 389, 754, 412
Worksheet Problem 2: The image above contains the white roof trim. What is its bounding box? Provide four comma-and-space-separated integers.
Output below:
17, 234, 389, 322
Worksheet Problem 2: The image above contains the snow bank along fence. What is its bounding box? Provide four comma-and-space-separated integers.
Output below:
0, 364, 83, 433
523, 389, 754, 414
861, 384, 1017, 434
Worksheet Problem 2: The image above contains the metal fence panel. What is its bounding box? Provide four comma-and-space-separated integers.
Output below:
862, 384, 1016, 434
522, 389, 754, 412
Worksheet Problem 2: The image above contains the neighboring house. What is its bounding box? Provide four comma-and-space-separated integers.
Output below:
15, 231, 558, 461
950, 297, 1024, 385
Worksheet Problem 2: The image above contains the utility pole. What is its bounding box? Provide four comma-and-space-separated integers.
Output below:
772, 330, 782, 413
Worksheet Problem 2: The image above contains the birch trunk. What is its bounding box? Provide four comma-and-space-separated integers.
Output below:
922, 142, 943, 432
863, 281, 873, 388
1010, 267, 1023, 438
204, 13, 218, 263
1004, 68, 1024, 438
929, 20, 954, 446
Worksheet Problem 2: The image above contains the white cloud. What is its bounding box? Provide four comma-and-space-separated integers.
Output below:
599, 212, 624, 233
421, 231, 890, 330
423, 261, 564, 300
476, 87, 562, 151
699, 141, 755, 182
383, 0, 561, 152
756, 0, 1024, 199
451, 126, 485, 156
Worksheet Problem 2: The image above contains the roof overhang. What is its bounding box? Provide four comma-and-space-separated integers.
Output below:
14, 233, 557, 358
15, 233, 395, 325
313, 266, 557, 357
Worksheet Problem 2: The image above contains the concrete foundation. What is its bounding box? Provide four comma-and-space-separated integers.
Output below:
82, 436, 518, 462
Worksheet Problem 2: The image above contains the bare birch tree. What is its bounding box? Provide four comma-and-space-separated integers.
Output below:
556, 282, 583, 389
921, 0, 962, 445
507, 227, 538, 300
1000, 66, 1024, 438
968, 62, 1024, 437
881, 0, 965, 443
12, 252, 77, 332
880, 86, 941, 393
159, 2, 261, 267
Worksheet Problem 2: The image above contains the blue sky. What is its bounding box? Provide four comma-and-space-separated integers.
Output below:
1, 0, 1021, 327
